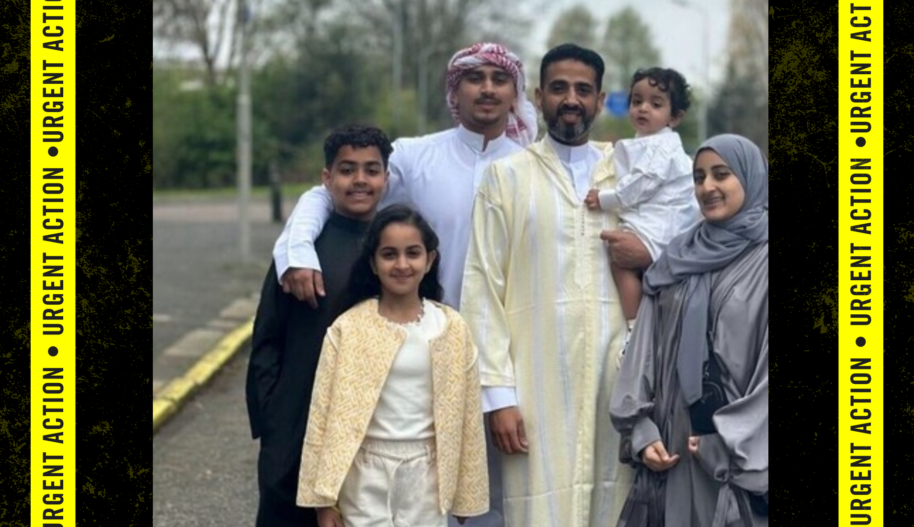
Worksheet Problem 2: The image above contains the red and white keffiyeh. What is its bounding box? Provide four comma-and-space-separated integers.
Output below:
445, 42, 538, 146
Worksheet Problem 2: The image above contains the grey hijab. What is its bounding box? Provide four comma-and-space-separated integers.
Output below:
642, 134, 769, 405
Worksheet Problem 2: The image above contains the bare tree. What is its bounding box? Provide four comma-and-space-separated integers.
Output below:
250, 0, 335, 59
727, 0, 768, 92
153, 0, 239, 88
707, 0, 768, 153
153, 0, 341, 85
546, 5, 598, 51
601, 7, 661, 91
337, 0, 532, 126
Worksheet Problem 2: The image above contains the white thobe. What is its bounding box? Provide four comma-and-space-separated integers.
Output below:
461, 138, 634, 527
597, 127, 701, 261
273, 125, 524, 309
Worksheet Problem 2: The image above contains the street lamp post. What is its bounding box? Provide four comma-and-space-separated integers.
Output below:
391, 4, 403, 130
236, 0, 252, 263
699, 2, 710, 143
669, 0, 710, 143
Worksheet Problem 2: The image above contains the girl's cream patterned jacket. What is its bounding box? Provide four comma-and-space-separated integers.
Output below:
296, 298, 489, 517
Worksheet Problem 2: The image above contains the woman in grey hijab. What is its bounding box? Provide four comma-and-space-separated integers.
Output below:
610, 134, 768, 527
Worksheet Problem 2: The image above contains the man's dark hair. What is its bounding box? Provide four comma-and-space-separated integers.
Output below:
540, 43, 605, 92
629, 67, 692, 116
323, 125, 394, 169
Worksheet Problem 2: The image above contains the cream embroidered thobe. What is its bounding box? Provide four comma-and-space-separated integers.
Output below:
461, 139, 634, 527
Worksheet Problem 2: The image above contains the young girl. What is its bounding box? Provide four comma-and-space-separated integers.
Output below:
585, 67, 700, 366
296, 204, 489, 527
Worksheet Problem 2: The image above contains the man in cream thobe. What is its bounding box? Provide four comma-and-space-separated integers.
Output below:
460, 43, 694, 527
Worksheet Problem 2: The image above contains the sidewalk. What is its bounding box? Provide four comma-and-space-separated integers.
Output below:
152, 196, 306, 522
152, 196, 298, 426
153, 344, 260, 525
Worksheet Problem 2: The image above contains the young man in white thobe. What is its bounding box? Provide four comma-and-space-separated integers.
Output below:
459, 43, 697, 527
270, 43, 536, 527
274, 43, 536, 310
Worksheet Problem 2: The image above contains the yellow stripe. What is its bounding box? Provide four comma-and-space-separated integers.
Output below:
839, 2, 883, 525
31, 0, 75, 524
152, 318, 254, 432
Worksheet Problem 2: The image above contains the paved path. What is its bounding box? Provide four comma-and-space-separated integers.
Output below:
152, 199, 302, 527
152, 197, 296, 393
153, 196, 297, 523
153, 344, 260, 526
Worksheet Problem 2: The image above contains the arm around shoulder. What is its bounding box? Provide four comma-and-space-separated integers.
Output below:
273, 185, 333, 282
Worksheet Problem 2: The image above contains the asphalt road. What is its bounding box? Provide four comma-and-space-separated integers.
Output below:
153, 196, 297, 524
153, 343, 260, 526
152, 198, 292, 388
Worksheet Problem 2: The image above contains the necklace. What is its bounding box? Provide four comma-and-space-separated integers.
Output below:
379, 299, 426, 327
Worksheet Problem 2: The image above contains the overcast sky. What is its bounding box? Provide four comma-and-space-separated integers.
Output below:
525, 0, 732, 94
155, 0, 735, 95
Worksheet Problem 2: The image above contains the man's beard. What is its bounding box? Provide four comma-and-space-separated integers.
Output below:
547, 108, 593, 143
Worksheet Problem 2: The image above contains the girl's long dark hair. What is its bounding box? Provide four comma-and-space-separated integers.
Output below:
341, 204, 444, 314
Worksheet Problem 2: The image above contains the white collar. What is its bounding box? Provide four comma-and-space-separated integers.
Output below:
456, 125, 508, 154
546, 133, 593, 164
634, 126, 673, 139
